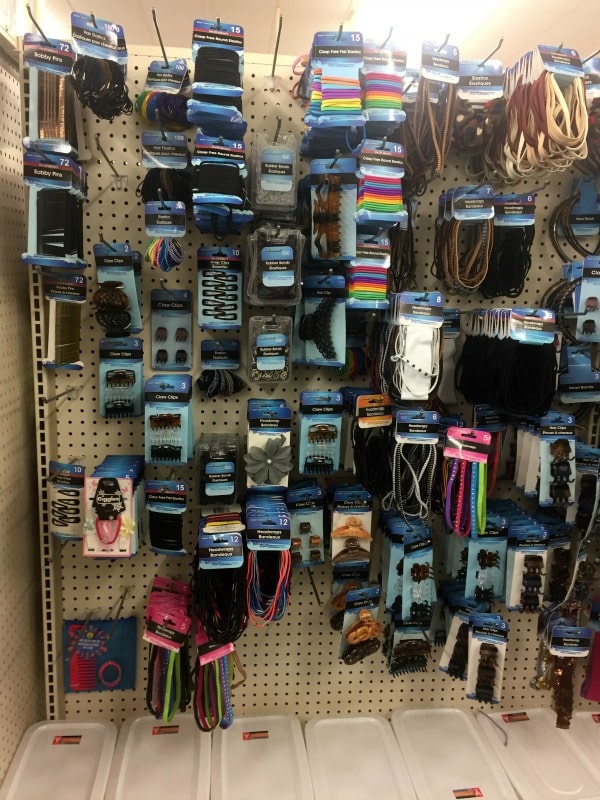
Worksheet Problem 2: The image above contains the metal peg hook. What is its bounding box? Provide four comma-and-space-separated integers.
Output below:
106, 586, 131, 639
436, 33, 450, 52
45, 538, 71, 564
94, 134, 127, 189
98, 231, 117, 251
583, 46, 600, 64
380, 27, 393, 50
90, 12, 97, 28
328, 148, 342, 169
307, 568, 322, 606
159, 278, 178, 299
273, 116, 282, 144
271, 13, 283, 78
151, 8, 170, 69
337, 24, 344, 42
26, 4, 51, 46
157, 188, 169, 210
43, 385, 78, 404
478, 37, 504, 68
511, 179, 550, 196
46, 456, 80, 483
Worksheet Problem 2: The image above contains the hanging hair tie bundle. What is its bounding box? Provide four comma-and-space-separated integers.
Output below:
135, 90, 189, 131
246, 550, 292, 627
193, 161, 244, 196
388, 205, 416, 292
145, 237, 184, 272
196, 370, 246, 398
192, 558, 248, 644
194, 46, 241, 87
480, 225, 535, 299
337, 347, 366, 380
363, 71, 403, 112
137, 168, 193, 207
69, 56, 132, 120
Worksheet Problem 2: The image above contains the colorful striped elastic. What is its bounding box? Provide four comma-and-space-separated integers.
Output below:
145, 237, 184, 272
347, 264, 389, 306
321, 72, 362, 113
363, 71, 403, 110
357, 173, 404, 214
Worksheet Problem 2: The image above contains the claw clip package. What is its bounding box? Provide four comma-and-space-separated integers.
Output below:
538, 413, 576, 507
99, 336, 143, 418
339, 585, 382, 665
465, 612, 509, 705
286, 482, 326, 567
505, 524, 549, 612
93, 241, 142, 334
83, 455, 144, 558
310, 156, 358, 260
331, 486, 373, 569
144, 375, 193, 465
150, 288, 192, 371
244, 399, 293, 490
298, 391, 343, 476
294, 273, 346, 367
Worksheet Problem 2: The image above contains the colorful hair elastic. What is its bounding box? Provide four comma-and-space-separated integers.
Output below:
145, 237, 184, 272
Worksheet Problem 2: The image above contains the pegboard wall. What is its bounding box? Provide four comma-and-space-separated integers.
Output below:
33, 47, 600, 725
0, 46, 45, 782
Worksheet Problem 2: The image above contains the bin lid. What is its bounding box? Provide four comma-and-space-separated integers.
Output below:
476, 707, 600, 800
104, 714, 210, 800
391, 707, 518, 800
0, 720, 116, 800
305, 715, 416, 800
211, 714, 313, 800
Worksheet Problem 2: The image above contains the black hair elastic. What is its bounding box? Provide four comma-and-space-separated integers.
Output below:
388, 202, 416, 292
193, 92, 243, 112
192, 552, 248, 644
194, 46, 241, 87
148, 509, 184, 553
196, 370, 246, 398
137, 168, 193, 208
481, 226, 535, 299
351, 422, 394, 500
193, 162, 246, 202
458, 335, 556, 417
69, 56, 132, 120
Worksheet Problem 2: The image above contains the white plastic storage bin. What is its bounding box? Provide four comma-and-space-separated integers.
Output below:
104, 714, 211, 800
476, 707, 600, 800
563, 712, 600, 784
305, 715, 416, 800
0, 720, 116, 800
211, 714, 313, 800
391, 708, 518, 800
